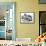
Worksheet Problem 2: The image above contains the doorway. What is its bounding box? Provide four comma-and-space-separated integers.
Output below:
0, 2, 16, 40
39, 11, 46, 35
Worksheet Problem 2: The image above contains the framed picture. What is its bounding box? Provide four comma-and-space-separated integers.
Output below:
39, 0, 46, 4
20, 12, 34, 24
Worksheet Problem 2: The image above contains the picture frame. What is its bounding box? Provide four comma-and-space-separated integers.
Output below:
20, 12, 34, 24
39, 0, 46, 4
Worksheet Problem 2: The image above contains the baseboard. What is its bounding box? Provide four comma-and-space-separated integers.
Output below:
16, 38, 32, 42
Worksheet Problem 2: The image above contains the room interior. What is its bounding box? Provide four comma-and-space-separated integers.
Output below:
0, 0, 46, 46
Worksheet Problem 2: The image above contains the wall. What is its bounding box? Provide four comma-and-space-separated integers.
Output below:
0, 0, 46, 40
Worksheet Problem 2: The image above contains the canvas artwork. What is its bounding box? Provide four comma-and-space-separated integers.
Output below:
20, 12, 34, 24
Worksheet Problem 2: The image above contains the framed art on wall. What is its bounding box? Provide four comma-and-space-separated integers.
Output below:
20, 12, 34, 24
